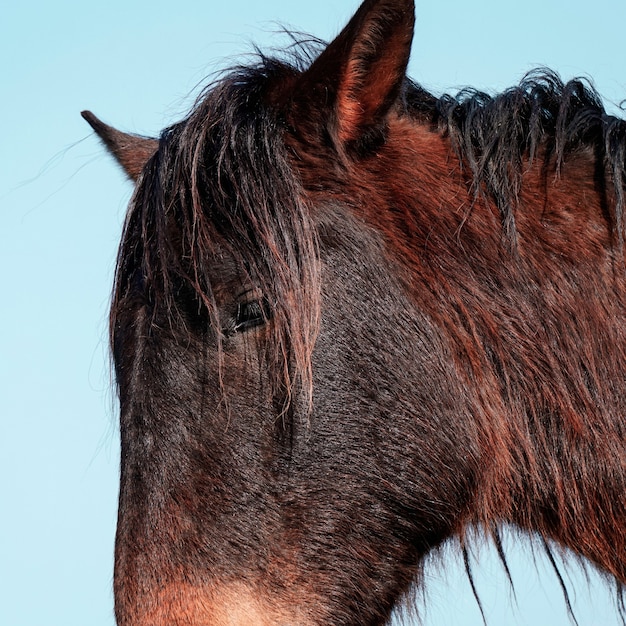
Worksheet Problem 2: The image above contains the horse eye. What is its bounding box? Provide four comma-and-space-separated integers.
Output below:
233, 299, 269, 333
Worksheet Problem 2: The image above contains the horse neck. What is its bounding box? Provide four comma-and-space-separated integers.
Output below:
362, 118, 626, 583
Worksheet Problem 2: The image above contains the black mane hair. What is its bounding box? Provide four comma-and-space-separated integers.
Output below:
425, 70, 626, 243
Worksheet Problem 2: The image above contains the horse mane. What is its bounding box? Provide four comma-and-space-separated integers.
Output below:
419, 70, 626, 245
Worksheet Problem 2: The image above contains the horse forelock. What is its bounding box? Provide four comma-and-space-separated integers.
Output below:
110, 57, 321, 407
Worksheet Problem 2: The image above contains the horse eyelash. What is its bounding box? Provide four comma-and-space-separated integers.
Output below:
232, 299, 270, 333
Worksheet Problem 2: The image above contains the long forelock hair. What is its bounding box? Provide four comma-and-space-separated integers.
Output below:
110, 56, 321, 409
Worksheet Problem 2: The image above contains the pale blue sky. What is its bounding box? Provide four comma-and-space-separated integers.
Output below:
1, 1, 624, 625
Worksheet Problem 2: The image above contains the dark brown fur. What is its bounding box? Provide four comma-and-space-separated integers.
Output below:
84, 0, 626, 623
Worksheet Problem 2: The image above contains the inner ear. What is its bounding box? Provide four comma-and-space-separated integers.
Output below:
293, 0, 415, 148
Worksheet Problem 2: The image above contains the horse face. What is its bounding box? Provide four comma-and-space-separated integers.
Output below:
90, 0, 482, 623
109, 195, 478, 626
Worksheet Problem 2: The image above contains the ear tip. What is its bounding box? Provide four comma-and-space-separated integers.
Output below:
80, 109, 95, 124
81, 110, 107, 133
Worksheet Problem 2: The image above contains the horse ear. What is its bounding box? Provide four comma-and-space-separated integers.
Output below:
295, 0, 415, 147
81, 111, 158, 181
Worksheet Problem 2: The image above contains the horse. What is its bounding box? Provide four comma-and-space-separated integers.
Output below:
82, 0, 626, 623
